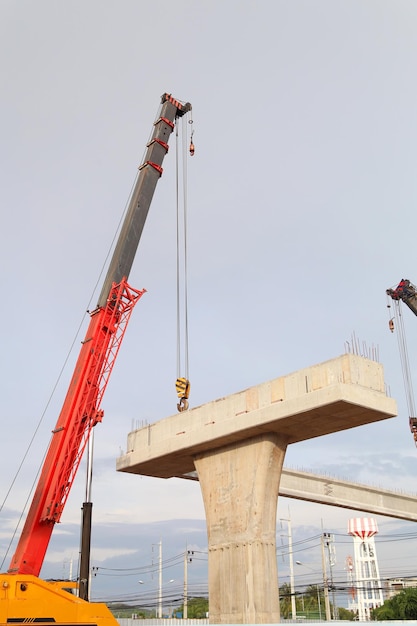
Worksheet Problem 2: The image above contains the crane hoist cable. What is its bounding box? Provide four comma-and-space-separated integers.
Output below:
386, 289, 417, 446
0, 170, 143, 569
175, 108, 194, 411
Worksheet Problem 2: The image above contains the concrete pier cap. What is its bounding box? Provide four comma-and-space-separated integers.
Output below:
117, 354, 397, 623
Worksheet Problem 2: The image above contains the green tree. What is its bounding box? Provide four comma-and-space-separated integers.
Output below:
372, 587, 417, 620
108, 603, 150, 618
338, 607, 355, 621
398, 587, 417, 619
279, 582, 293, 619
177, 596, 208, 618
304, 584, 323, 618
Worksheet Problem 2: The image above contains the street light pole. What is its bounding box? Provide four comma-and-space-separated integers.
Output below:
296, 561, 322, 620
280, 517, 296, 620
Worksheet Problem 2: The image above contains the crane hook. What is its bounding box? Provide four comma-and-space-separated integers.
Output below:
176, 377, 190, 412
389, 318, 394, 333
189, 121, 195, 156
177, 398, 189, 412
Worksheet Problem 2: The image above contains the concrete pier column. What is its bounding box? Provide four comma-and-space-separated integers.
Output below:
194, 432, 289, 624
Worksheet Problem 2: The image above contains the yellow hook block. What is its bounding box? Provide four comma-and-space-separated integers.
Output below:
176, 377, 190, 412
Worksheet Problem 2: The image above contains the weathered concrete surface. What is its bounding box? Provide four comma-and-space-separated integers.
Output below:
182, 467, 417, 523
279, 468, 417, 521
117, 354, 397, 624
117, 354, 396, 479
195, 434, 286, 623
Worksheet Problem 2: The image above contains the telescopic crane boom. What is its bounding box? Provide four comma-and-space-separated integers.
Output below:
1, 93, 191, 626
386, 278, 417, 445
386, 278, 417, 317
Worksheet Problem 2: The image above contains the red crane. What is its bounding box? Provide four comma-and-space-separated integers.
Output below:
386, 278, 417, 446
1, 93, 191, 626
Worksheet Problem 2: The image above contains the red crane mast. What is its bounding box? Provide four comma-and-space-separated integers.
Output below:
7, 93, 191, 577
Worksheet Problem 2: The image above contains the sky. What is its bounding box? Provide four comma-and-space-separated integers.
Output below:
1, 0, 417, 609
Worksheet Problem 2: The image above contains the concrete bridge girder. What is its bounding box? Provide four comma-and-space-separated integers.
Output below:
117, 354, 397, 624
181, 466, 417, 523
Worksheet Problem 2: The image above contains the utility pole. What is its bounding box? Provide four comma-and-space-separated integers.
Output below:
324, 533, 337, 620
321, 533, 332, 620
183, 547, 188, 619
158, 540, 162, 619
184, 547, 194, 619
288, 519, 296, 620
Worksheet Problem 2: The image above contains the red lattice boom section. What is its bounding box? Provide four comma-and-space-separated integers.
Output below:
9, 279, 144, 576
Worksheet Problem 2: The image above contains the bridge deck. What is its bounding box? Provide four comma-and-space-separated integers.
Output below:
117, 354, 397, 479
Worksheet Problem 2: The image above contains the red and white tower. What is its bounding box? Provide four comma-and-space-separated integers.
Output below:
348, 518, 384, 621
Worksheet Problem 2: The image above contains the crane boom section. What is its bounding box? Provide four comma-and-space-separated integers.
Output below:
8, 93, 191, 578
8, 281, 145, 575
97, 94, 191, 307
386, 278, 417, 447
386, 279, 417, 317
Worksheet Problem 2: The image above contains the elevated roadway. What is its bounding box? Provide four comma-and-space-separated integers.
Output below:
117, 354, 397, 624
279, 467, 417, 521
181, 467, 417, 522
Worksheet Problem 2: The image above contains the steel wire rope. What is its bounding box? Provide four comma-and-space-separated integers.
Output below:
94, 575, 202, 607
387, 293, 416, 424
95, 551, 185, 575
175, 116, 190, 381
277, 536, 323, 556
175, 118, 181, 377
96, 587, 208, 608
278, 532, 323, 547
246, 528, 417, 556
182, 115, 190, 379
0, 99, 165, 568
277, 542, 323, 559
332, 532, 417, 543
91, 529, 417, 593
395, 301, 416, 417
0, 175, 143, 571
